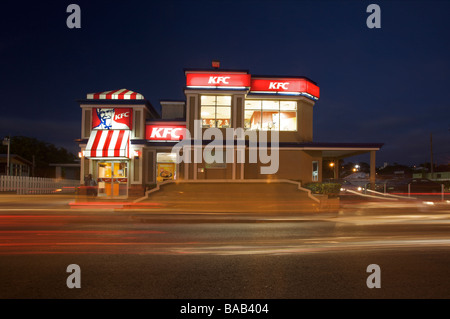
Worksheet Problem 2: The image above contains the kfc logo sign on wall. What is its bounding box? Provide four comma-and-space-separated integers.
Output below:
186, 73, 251, 88
146, 125, 186, 141
250, 78, 320, 99
92, 108, 132, 130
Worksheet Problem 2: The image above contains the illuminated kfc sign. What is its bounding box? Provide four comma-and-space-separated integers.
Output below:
185, 72, 319, 99
146, 125, 186, 141
250, 78, 320, 99
186, 73, 251, 88
92, 108, 132, 130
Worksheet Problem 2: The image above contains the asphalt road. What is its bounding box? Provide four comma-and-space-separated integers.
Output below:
0, 195, 449, 300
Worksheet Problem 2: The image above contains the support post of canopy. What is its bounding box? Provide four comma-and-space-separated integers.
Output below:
370, 150, 376, 189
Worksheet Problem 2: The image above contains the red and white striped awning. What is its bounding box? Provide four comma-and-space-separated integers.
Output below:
86, 89, 144, 100
84, 130, 131, 158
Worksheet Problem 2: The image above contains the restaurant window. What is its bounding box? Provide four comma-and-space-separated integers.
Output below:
201, 95, 231, 128
244, 100, 297, 131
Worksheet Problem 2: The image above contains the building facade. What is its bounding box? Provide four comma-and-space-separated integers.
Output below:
77, 68, 383, 198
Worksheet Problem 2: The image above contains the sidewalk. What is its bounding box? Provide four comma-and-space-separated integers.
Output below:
2, 180, 342, 214
0, 193, 77, 203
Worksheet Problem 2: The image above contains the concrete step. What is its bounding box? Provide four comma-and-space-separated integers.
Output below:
141, 181, 324, 212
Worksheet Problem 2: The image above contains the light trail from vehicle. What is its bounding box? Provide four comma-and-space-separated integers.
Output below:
0, 211, 449, 256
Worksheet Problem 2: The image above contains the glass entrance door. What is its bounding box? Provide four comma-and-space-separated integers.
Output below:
97, 161, 128, 198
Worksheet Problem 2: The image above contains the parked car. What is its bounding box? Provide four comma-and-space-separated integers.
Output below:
384, 178, 442, 194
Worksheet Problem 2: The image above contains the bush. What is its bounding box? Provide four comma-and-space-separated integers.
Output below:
442, 181, 450, 191
305, 182, 341, 197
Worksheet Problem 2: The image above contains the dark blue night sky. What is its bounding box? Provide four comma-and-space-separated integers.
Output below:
1, 0, 449, 166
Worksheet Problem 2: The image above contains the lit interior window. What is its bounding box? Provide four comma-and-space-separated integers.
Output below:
244, 100, 261, 130
244, 100, 297, 131
262, 100, 279, 130
279, 101, 297, 131
201, 95, 231, 128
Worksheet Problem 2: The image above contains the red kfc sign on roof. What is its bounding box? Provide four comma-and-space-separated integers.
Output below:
186, 73, 251, 88
250, 78, 320, 99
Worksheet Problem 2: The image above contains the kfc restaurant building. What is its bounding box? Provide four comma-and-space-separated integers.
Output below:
77, 68, 382, 198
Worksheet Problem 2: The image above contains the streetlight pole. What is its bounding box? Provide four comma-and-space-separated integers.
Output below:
430, 133, 434, 177
2, 137, 10, 176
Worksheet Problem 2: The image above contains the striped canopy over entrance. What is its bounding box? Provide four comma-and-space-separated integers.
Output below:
84, 130, 131, 158
86, 88, 144, 100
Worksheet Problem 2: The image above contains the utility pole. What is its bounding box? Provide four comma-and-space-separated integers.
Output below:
430, 133, 434, 176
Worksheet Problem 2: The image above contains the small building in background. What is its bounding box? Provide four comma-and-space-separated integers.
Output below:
0, 154, 32, 176
49, 162, 81, 180
413, 171, 450, 182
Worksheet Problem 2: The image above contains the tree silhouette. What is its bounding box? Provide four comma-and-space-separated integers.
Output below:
0, 136, 77, 177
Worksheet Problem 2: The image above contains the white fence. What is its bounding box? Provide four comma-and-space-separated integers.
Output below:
0, 175, 80, 195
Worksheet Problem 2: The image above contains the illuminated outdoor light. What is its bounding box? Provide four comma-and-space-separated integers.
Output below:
78, 152, 83, 158
329, 162, 335, 167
